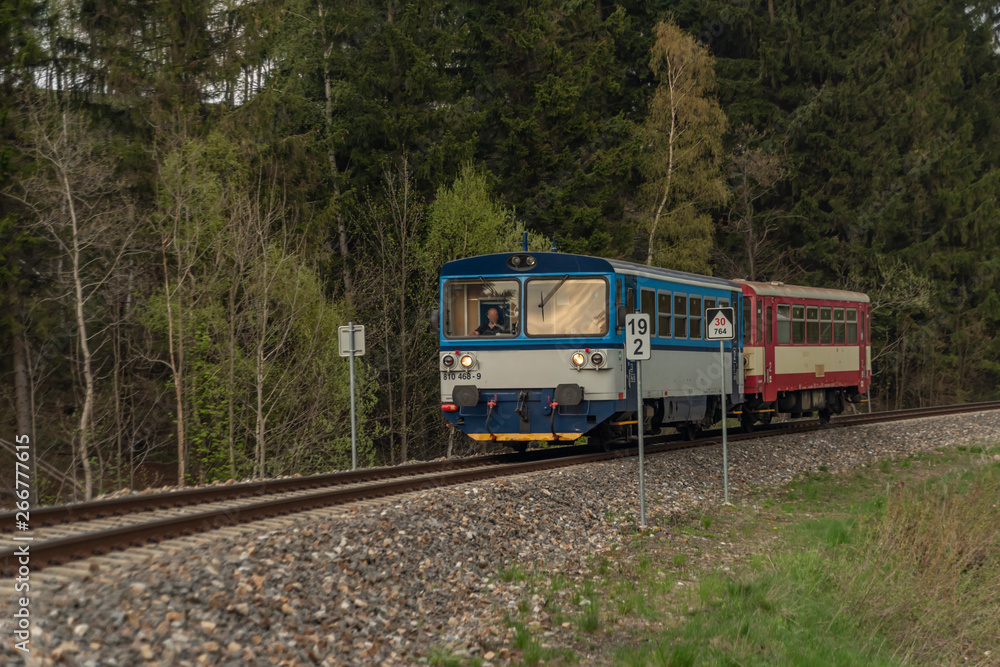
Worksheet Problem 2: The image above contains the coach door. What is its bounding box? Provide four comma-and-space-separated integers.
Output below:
761, 297, 778, 401
859, 304, 868, 392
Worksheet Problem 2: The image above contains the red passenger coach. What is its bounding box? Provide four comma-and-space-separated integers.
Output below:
737, 281, 871, 429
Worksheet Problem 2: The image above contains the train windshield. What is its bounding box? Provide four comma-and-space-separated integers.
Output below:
525, 277, 608, 336
442, 278, 520, 337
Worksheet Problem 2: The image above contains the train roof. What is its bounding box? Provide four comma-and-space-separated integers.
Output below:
441, 253, 741, 291
737, 280, 870, 303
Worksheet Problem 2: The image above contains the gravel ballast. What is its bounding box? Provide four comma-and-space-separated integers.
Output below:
4, 411, 1000, 666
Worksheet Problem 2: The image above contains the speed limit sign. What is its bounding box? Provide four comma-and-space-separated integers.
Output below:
625, 314, 651, 360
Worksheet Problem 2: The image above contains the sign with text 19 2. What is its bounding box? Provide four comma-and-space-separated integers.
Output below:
706, 307, 735, 340
625, 313, 651, 360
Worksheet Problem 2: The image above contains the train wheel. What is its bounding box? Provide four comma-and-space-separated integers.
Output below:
740, 413, 755, 434
818, 409, 832, 425
679, 424, 699, 441
592, 422, 617, 451
511, 442, 529, 454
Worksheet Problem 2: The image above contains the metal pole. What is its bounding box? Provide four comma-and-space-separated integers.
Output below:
637, 360, 646, 528
349, 320, 358, 470
721, 340, 729, 503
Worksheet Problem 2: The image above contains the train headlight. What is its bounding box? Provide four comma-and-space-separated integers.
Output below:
571, 352, 586, 367
442, 354, 456, 368
590, 351, 605, 367
460, 354, 475, 368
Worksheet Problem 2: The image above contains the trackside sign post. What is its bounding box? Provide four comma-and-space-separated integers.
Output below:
339, 322, 366, 470
706, 307, 734, 503
625, 313, 650, 527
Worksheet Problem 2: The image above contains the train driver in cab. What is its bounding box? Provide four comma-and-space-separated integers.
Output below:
472, 307, 505, 336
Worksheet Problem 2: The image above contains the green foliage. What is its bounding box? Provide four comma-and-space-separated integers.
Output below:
421, 163, 546, 272
638, 19, 727, 273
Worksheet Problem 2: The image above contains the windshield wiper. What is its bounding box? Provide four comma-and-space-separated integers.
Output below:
480, 276, 497, 296
538, 275, 569, 321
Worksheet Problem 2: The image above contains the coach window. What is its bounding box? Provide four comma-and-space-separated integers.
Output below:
690, 296, 702, 339
846, 309, 858, 344
443, 278, 520, 338
834, 308, 845, 344
674, 294, 688, 338
742, 297, 752, 343
658, 291, 671, 338
792, 305, 805, 344
806, 306, 819, 344
777, 305, 791, 344
525, 277, 608, 336
641, 288, 656, 336
820, 307, 832, 344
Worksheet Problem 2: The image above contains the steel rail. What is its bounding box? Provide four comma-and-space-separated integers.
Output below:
0, 447, 588, 529
0, 451, 627, 575
3, 401, 999, 575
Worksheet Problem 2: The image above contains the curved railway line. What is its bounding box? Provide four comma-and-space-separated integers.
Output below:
3, 401, 999, 576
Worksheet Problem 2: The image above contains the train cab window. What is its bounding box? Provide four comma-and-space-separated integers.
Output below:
766, 306, 773, 345
658, 291, 671, 338
742, 297, 752, 343
792, 305, 805, 344
806, 306, 819, 344
846, 309, 858, 344
834, 308, 845, 344
443, 278, 521, 338
777, 305, 791, 344
525, 277, 609, 336
640, 288, 656, 336
820, 307, 832, 344
674, 294, 688, 339
689, 296, 702, 339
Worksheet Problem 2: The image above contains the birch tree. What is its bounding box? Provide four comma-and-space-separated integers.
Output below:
6, 94, 135, 500
639, 19, 727, 273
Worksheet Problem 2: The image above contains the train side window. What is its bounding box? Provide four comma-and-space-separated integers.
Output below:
704, 297, 715, 315
658, 291, 671, 338
792, 305, 805, 344
766, 306, 773, 345
756, 300, 763, 342
777, 305, 791, 344
806, 306, 819, 344
640, 288, 656, 336
674, 294, 688, 338
689, 296, 702, 339
847, 309, 857, 343
742, 297, 752, 343
820, 307, 832, 344
834, 308, 845, 344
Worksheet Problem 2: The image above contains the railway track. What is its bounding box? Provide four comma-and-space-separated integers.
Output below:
4, 400, 999, 576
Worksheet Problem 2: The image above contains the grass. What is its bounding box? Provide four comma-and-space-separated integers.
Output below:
611, 443, 1000, 666
431, 443, 1000, 666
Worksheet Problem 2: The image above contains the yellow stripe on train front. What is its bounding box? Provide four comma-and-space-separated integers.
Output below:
466, 433, 585, 442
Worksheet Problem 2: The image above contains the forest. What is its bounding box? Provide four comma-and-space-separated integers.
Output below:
2, 0, 999, 503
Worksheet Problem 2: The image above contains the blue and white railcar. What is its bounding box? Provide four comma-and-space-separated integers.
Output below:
437, 252, 744, 446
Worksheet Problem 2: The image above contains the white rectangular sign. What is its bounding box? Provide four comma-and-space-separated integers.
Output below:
338, 324, 366, 356
625, 313, 651, 360
706, 307, 735, 340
